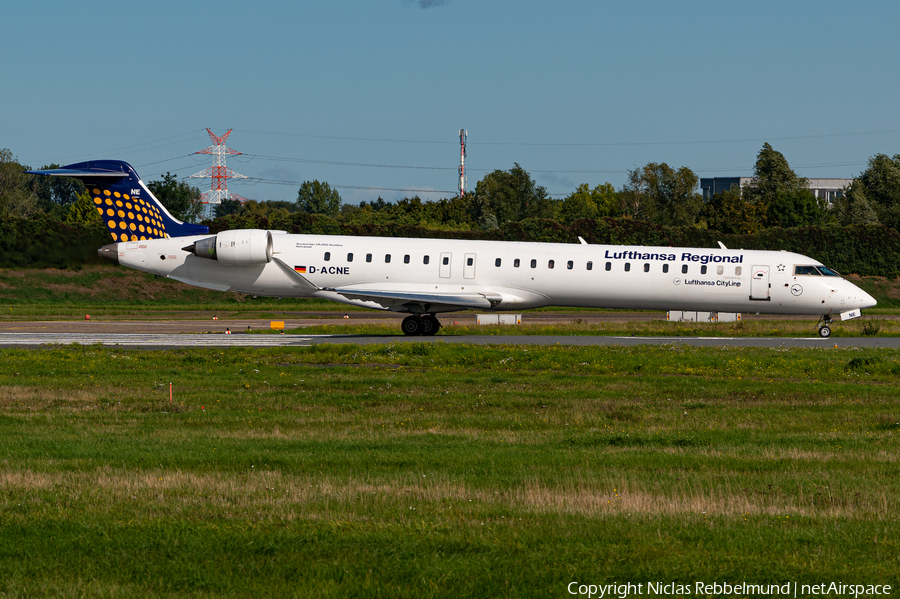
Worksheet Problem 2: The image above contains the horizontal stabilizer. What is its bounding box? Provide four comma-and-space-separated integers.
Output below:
26, 167, 129, 182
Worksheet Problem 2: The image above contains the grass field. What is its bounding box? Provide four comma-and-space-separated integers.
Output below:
1, 343, 898, 597
0, 266, 348, 317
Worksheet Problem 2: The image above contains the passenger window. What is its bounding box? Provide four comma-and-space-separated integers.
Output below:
404, 254, 410, 264
716, 265, 724, 275
347, 253, 353, 262
586, 261, 593, 271
366, 253, 372, 263
682, 264, 688, 274
531, 259, 537, 268
324, 252, 331, 261
467, 257, 473, 266
423, 255, 430, 265
605, 262, 611, 271
548, 260, 555, 269
385, 254, 391, 263
701, 265, 707, 275
624, 263, 631, 272
643, 263, 650, 272
495, 258, 501, 267
443, 257, 449, 265
663, 264, 669, 273
735, 266, 742, 276
514, 259, 520, 268
567, 260, 573, 270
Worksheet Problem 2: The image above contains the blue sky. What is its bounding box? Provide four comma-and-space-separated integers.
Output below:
4, 0, 900, 205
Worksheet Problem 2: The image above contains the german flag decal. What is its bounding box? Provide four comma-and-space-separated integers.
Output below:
294, 266, 307, 274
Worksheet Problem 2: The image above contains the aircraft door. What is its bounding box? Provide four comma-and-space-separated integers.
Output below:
464, 253, 476, 279
750, 265, 770, 300
439, 252, 452, 278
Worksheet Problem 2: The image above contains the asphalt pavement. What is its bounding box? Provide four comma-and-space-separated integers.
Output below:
0, 312, 895, 349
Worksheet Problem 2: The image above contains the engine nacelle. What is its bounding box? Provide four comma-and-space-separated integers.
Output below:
186, 229, 273, 266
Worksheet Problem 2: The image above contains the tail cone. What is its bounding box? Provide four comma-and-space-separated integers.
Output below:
98, 244, 119, 265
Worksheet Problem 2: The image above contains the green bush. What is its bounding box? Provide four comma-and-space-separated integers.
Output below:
0, 214, 108, 269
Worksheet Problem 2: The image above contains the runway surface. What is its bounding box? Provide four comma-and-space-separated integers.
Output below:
0, 312, 669, 335
0, 331, 897, 349
0, 313, 896, 349
0, 310, 831, 334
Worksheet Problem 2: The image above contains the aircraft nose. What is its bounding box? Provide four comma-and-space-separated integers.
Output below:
860, 290, 877, 309
846, 280, 877, 309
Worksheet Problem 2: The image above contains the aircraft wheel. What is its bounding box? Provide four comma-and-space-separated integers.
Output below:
401, 315, 423, 336
421, 315, 441, 336
818, 325, 832, 338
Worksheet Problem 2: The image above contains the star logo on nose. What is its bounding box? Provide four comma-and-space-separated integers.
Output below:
777, 264, 786, 272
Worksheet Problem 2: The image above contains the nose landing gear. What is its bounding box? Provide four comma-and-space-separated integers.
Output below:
401, 314, 441, 336
816, 315, 834, 338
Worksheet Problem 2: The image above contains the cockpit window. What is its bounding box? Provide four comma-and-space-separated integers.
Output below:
794, 265, 841, 277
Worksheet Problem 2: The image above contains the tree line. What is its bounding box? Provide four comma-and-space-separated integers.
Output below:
210, 143, 900, 235
3, 143, 900, 274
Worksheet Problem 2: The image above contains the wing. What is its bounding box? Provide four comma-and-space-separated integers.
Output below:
330, 289, 499, 310
271, 257, 500, 311
272, 257, 321, 292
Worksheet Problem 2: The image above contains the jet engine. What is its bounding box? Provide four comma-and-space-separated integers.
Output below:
183, 229, 273, 266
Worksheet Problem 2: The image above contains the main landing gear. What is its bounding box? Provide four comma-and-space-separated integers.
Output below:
401, 314, 441, 336
816, 315, 834, 338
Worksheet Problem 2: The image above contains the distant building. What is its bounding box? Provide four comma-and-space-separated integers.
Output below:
699, 177, 753, 201
700, 177, 853, 205
806, 178, 854, 204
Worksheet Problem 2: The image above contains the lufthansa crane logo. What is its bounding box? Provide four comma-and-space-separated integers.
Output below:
791, 284, 803, 296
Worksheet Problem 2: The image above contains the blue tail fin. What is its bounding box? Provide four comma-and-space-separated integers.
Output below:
27, 160, 209, 241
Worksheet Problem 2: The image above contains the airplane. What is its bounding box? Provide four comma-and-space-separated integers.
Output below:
29, 160, 876, 338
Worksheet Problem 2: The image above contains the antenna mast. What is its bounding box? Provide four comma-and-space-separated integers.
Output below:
458, 129, 467, 198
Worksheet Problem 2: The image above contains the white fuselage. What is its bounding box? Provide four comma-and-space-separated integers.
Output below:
113, 233, 876, 317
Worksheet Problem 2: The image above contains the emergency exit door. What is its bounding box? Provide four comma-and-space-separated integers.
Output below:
439, 252, 452, 278
464, 253, 476, 279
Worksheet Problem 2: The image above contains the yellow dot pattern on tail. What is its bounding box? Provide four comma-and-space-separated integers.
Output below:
92, 188, 167, 242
